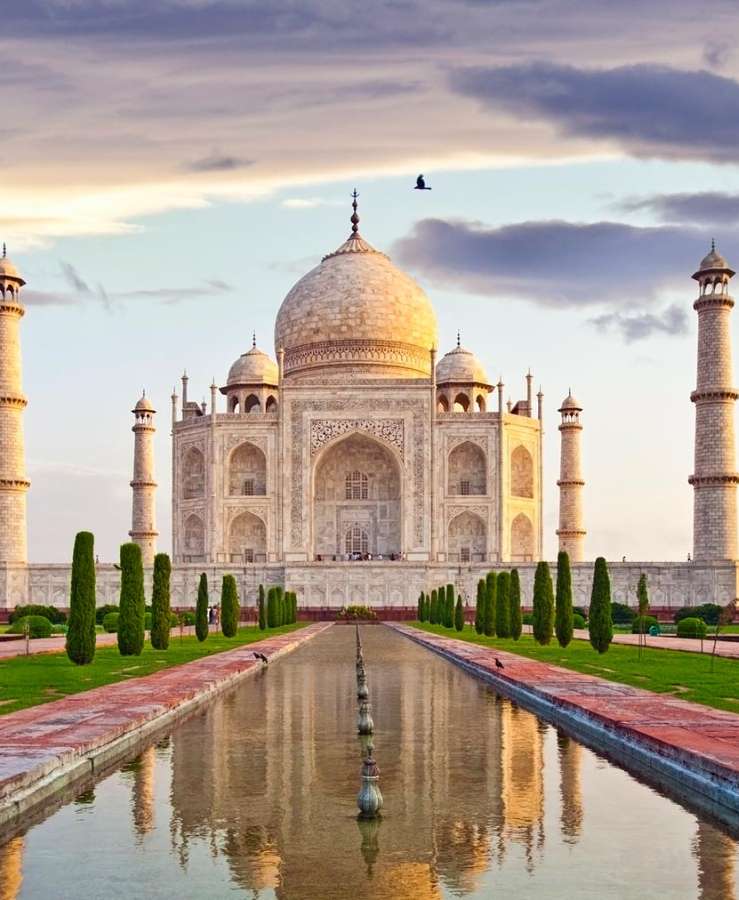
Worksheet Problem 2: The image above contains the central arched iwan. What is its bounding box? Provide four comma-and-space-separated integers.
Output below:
447, 510, 487, 562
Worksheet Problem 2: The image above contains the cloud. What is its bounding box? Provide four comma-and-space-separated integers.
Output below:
590, 304, 688, 342
281, 197, 342, 209
618, 192, 739, 225
183, 154, 255, 173
449, 62, 739, 163
703, 40, 731, 70
393, 217, 711, 307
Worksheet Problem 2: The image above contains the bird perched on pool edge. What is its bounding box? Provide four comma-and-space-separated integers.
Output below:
253, 652, 269, 665
495, 657, 504, 670
415, 174, 431, 190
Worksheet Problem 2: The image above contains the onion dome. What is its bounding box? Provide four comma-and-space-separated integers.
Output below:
559, 391, 582, 412
133, 391, 155, 413
0, 244, 25, 285
274, 191, 438, 379
436, 337, 490, 385
226, 339, 279, 388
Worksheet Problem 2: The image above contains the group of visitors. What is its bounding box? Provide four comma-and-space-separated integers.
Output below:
314, 553, 400, 562
207, 605, 221, 626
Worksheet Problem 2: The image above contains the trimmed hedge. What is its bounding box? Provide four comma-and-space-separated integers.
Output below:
8, 615, 53, 638
181, 611, 196, 626
95, 604, 119, 626
572, 612, 586, 629
611, 601, 636, 625
677, 617, 707, 638
674, 603, 722, 626
102, 611, 120, 633
9, 604, 66, 625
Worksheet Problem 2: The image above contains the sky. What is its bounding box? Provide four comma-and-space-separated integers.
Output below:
6, 0, 739, 562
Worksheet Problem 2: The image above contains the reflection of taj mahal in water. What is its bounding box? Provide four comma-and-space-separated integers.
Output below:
1, 204, 739, 610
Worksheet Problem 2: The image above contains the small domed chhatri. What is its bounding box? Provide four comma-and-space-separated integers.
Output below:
0, 244, 25, 286
436, 338, 491, 386
227, 337, 279, 387
698, 240, 729, 272
274, 191, 438, 379
134, 392, 155, 413
559, 391, 582, 412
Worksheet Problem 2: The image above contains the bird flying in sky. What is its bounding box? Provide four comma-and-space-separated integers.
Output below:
415, 174, 431, 190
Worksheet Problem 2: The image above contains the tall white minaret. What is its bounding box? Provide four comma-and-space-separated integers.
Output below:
689, 243, 738, 561
0, 245, 30, 564
557, 391, 585, 562
129, 392, 158, 565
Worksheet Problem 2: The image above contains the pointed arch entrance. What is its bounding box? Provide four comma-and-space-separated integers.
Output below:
312, 432, 402, 559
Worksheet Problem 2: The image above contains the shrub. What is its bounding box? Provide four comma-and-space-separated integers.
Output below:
66, 531, 97, 666
484, 572, 496, 637
532, 561, 554, 646
195, 573, 209, 642
144, 612, 152, 630
677, 617, 708, 638
675, 603, 722, 625
258, 584, 266, 630
588, 557, 613, 654
572, 613, 586, 629
475, 579, 485, 634
555, 551, 574, 648
632, 615, 657, 634
454, 595, 464, 632
339, 605, 377, 620
8, 615, 53, 638
573, 606, 588, 620
221, 574, 240, 637
169, 612, 179, 628
95, 604, 118, 625
445, 584, 455, 628
496, 572, 510, 637
181, 611, 196, 626
522, 612, 534, 625
118, 543, 145, 656
509, 569, 522, 640
102, 611, 120, 633
10, 604, 66, 625
610, 601, 635, 625
150, 553, 172, 651
51, 624, 67, 635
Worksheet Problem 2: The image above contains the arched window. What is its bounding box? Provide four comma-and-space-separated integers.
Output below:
448, 441, 487, 495
453, 393, 470, 413
229, 442, 267, 496
476, 394, 486, 413
448, 511, 487, 562
265, 395, 278, 412
345, 470, 369, 500
228, 511, 267, 562
183, 447, 205, 499
244, 394, 261, 414
183, 514, 205, 559
437, 394, 449, 413
511, 513, 534, 561
228, 395, 240, 414
345, 525, 369, 556
511, 445, 534, 498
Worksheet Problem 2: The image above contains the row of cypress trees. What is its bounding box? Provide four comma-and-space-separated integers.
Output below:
263, 585, 297, 629
472, 569, 523, 640
417, 583, 465, 632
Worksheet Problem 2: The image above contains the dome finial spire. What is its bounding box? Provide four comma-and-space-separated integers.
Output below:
712, 237, 716, 253
456, 330, 461, 348
350, 189, 360, 236
252, 330, 256, 349
2, 243, 5, 259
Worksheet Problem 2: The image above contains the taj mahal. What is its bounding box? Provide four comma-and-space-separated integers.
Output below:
1, 201, 738, 614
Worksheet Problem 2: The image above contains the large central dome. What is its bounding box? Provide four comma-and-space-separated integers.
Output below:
275, 208, 438, 379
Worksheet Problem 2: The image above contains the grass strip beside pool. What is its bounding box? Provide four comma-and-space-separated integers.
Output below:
0, 624, 306, 715
411, 623, 739, 714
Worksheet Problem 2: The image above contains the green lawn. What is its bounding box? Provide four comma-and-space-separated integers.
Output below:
0, 624, 305, 716
411, 623, 739, 714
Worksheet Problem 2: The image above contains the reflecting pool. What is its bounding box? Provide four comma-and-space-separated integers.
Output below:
0, 625, 737, 899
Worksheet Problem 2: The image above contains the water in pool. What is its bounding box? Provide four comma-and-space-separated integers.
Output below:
0, 625, 736, 899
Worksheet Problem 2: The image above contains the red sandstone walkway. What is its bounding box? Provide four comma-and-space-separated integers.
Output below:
572, 628, 739, 658
0, 623, 330, 831
392, 624, 739, 815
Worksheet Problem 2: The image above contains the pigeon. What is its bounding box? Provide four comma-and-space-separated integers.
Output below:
495, 657, 504, 669
253, 652, 269, 664
415, 174, 431, 190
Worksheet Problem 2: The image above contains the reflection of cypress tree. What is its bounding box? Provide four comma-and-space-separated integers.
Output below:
557, 733, 583, 843
496, 572, 510, 637
694, 821, 736, 900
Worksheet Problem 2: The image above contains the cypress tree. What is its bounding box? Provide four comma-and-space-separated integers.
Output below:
532, 561, 554, 645
509, 568, 522, 640
475, 579, 485, 634
589, 557, 613, 654
258, 584, 266, 630
277, 587, 285, 626
292, 591, 299, 623
221, 574, 239, 637
454, 595, 464, 632
66, 531, 97, 665
445, 584, 455, 628
430, 589, 438, 625
637, 572, 649, 657
496, 572, 511, 637
417, 592, 424, 622
555, 551, 574, 648
195, 572, 209, 642
150, 552, 172, 650
421, 592, 429, 622
118, 542, 145, 656
483, 573, 496, 637
267, 587, 277, 628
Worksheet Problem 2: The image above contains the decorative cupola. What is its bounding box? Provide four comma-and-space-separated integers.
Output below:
435, 333, 493, 413
221, 333, 279, 414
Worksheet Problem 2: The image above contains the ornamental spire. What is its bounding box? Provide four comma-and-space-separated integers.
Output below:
456, 330, 461, 348
2, 243, 5, 259
350, 189, 360, 236
252, 330, 256, 348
